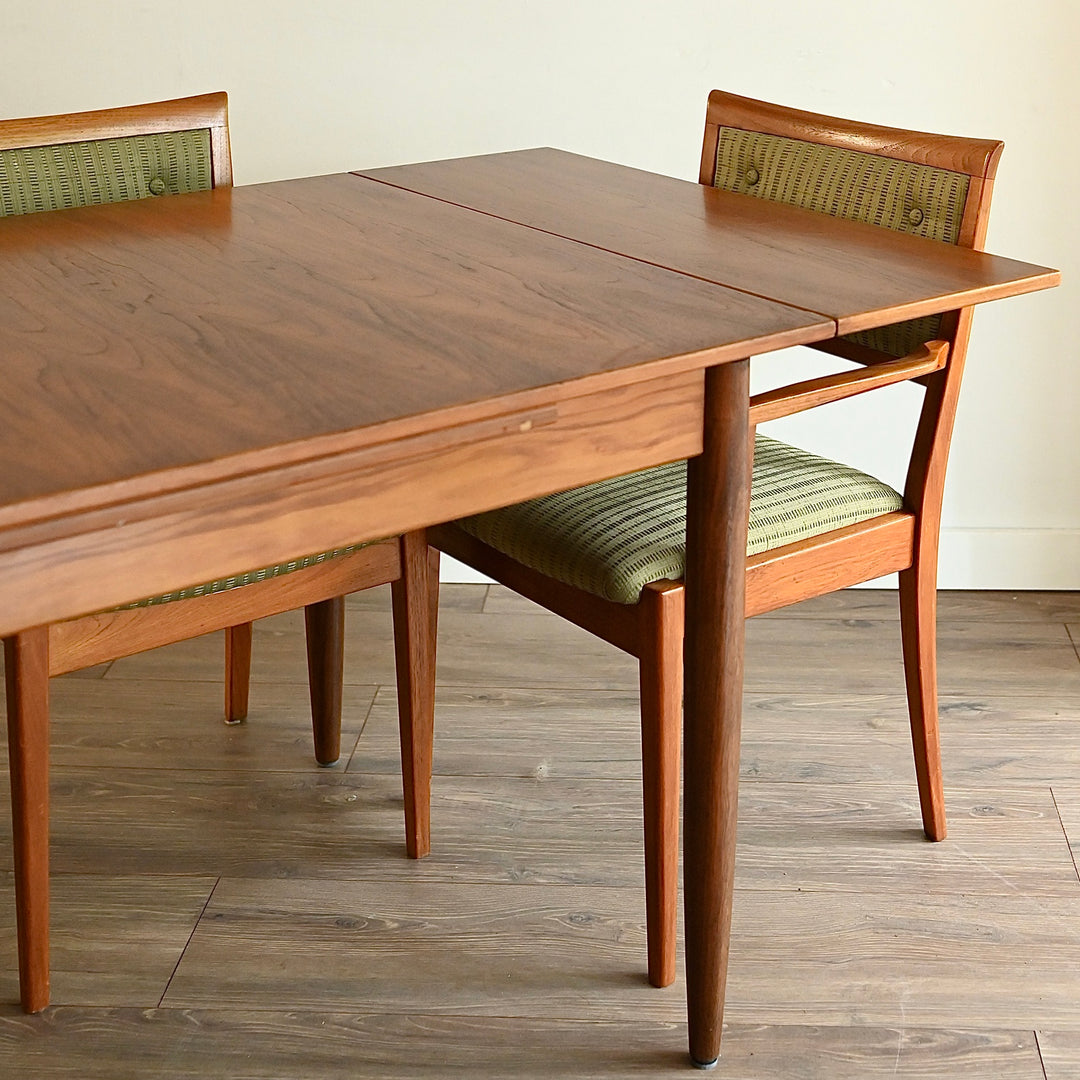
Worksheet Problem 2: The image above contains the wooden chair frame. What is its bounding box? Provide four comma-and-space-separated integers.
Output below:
426, 89, 1004, 989
1, 94, 435, 1014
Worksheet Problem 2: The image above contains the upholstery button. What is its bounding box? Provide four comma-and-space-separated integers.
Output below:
907, 207, 924, 226
147, 177, 167, 196
745, 166, 760, 186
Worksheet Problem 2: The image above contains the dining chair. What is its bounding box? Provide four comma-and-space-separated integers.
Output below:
421, 89, 1004, 989
2, 91, 435, 1012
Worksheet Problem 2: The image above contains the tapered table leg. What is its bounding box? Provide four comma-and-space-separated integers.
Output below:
390, 530, 437, 860
682, 360, 750, 1068
224, 622, 254, 724
305, 597, 345, 766
4, 628, 51, 1013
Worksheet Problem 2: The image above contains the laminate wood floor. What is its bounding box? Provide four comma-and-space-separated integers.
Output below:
1, 586, 1078, 1079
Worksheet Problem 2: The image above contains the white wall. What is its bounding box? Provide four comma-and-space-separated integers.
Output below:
3, 1, 1075, 587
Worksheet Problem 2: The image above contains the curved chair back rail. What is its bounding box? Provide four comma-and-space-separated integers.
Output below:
0, 92, 232, 187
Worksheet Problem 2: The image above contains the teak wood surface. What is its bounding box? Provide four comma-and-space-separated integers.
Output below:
0, 174, 830, 635
0, 152, 1058, 1070
356, 149, 1057, 334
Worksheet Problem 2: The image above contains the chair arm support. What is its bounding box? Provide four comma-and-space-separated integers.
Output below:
749, 340, 949, 424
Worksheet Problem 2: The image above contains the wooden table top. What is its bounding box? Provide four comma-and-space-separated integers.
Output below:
357, 148, 1060, 334
0, 172, 829, 529
0, 153, 1057, 587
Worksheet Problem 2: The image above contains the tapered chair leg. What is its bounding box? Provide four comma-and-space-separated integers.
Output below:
4, 628, 51, 1013
224, 622, 253, 724
638, 582, 684, 989
305, 598, 345, 766
898, 554, 946, 841
390, 532, 437, 859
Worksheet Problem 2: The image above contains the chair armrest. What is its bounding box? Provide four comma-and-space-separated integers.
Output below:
749, 340, 949, 424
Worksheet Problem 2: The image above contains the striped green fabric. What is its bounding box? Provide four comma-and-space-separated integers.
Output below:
456, 435, 903, 605
713, 127, 969, 357
109, 543, 376, 611
0, 129, 213, 217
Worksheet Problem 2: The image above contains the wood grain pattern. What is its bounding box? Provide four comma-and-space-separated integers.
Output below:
682, 361, 751, 1066
721, 892, 1080, 1030
37, 678, 379, 774
24, 769, 654, 885
636, 582, 683, 989
353, 682, 1080, 795
3, 762, 1073, 896
748, 340, 948, 423
2, 629, 49, 1011
304, 597, 344, 766
224, 622, 252, 723
257, 604, 1080, 703
0, 875, 215, 1007
357, 150, 1057, 333
0, 1011, 1046, 1080
481, 585, 1080, 623
1037, 1031, 1080, 1080
101, 604, 1080, 702
391, 531, 437, 859
744, 513, 915, 617
349, 581, 487, 614
0, 370, 710, 638
8, 522, 404, 1015
0, 175, 825, 527
162, 878, 662, 1015
47, 540, 401, 677
1048, 783, 1080, 878
0, 586, 1076, 1077
155, 880, 1080, 1027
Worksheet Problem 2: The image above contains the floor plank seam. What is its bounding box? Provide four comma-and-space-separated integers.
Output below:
1049, 786, 1080, 886
344, 687, 384, 772
1035, 1029, 1050, 1080
189, 875, 653, 894
156, 877, 222, 1008
1068, 624, 1080, 666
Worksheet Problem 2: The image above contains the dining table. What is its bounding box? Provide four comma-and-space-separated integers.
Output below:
0, 148, 1058, 1068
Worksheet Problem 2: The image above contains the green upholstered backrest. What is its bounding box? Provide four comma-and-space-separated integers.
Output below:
0, 128, 214, 217
713, 127, 970, 357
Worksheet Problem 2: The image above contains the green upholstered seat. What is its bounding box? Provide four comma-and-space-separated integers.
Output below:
712, 127, 969, 357
0, 121, 358, 614
456, 435, 903, 605
109, 543, 375, 611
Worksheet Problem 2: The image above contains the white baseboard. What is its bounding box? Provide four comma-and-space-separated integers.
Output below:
439, 555, 495, 585
439, 530, 1080, 591
931, 528, 1080, 590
